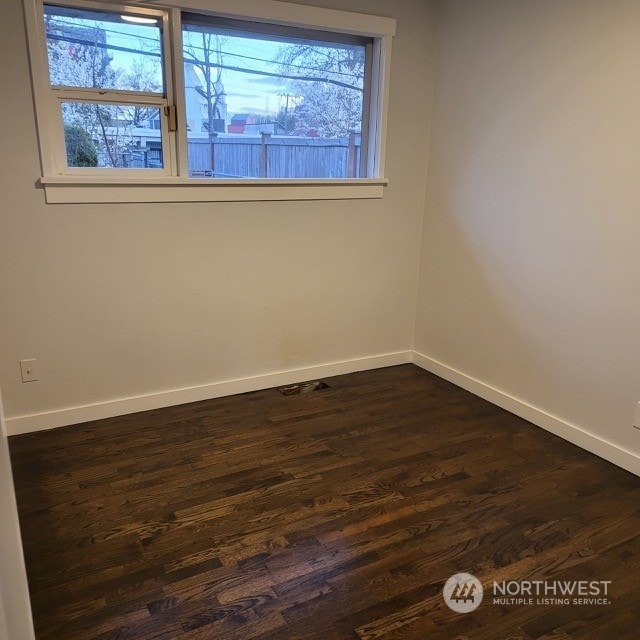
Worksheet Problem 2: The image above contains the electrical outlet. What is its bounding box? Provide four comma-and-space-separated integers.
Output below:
20, 359, 38, 383
634, 401, 640, 430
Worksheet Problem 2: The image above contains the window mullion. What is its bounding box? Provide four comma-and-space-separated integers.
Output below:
169, 8, 189, 177
160, 9, 179, 176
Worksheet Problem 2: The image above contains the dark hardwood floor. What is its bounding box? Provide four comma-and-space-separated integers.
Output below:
9, 364, 640, 640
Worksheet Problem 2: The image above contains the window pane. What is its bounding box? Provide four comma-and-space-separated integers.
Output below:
181, 20, 366, 179
44, 4, 164, 93
61, 102, 164, 169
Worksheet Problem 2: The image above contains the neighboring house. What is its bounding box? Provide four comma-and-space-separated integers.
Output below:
227, 114, 254, 134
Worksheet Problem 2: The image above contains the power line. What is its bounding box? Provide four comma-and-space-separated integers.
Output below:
184, 38, 363, 80
47, 32, 162, 57
46, 32, 363, 91
183, 53, 362, 92
47, 18, 364, 80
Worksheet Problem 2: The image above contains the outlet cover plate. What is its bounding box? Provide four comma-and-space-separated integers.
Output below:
20, 359, 38, 383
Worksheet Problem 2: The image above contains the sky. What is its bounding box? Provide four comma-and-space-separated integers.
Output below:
181, 31, 287, 116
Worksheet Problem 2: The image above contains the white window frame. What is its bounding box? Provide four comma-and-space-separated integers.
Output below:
23, 0, 396, 203
26, 0, 176, 177
52, 93, 173, 178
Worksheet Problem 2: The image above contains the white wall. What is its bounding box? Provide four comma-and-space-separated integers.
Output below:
416, 0, 640, 460
3, 0, 640, 469
0, 394, 35, 640
0, 0, 438, 428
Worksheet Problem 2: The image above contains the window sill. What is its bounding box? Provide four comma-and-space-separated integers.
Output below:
39, 176, 389, 204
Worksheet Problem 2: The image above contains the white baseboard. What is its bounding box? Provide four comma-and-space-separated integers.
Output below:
5, 351, 412, 436
8, 349, 639, 478
412, 351, 640, 477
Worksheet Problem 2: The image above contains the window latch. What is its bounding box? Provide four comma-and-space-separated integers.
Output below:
164, 105, 177, 132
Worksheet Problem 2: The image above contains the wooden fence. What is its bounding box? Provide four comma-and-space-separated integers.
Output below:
188, 133, 362, 179
97, 148, 162, 169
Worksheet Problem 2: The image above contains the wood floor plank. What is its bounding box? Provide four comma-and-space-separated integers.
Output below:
10, 364, 640, 639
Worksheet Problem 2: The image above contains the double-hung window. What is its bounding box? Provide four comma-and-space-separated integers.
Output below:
41, 4, 174, 176
24, 0, 396, 203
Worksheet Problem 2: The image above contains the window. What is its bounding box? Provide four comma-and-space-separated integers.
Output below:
24, 0, 395, 202
43, 5, 165, 92
181, 16, 370, 179
41, 3, 172, 175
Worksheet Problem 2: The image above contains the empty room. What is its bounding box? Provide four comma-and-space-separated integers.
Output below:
1, 0, 640, 639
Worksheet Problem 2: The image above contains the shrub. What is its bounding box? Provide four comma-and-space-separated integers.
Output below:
64, 124, 98, 167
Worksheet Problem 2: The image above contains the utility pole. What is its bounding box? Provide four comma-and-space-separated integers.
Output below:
278, 93, 291, 133
283, 93, 290, 133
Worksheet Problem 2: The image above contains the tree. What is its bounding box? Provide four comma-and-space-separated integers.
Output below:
46, 17, 125, 165
276, 43, 364, 138
121, 57, 163, 128
45, 16, 116, 89
183, 31, 228, 133
64, 124, 98, 167
182, 30, 229, 174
